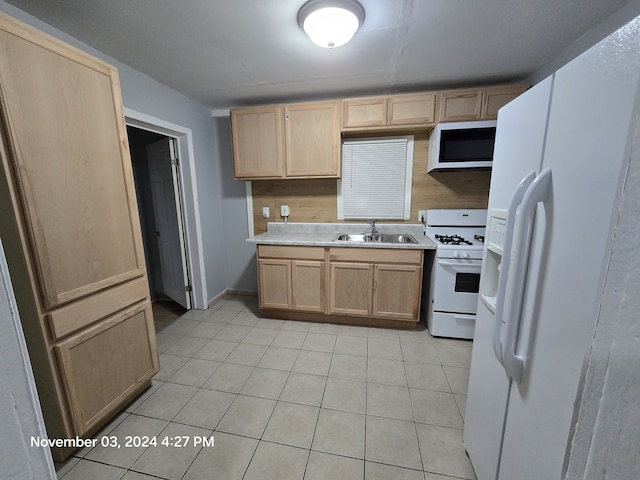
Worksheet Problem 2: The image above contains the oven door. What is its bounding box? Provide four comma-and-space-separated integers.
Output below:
433, 258, 482, 314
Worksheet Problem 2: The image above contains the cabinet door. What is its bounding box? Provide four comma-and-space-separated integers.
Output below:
341, 97, 387, 128
292, 260, 324, 312
373, 264, 422, 321
0, 13, 158, 454
480, 86, 528, 120
329, 262, 372, 316
387, 93, 436, 126
55, 303, 157, 435
258, 259, 292, 309
285, 101, 340, 177
437, 90, 482, 122
0, 20, 147, 309
231, 105, 285, 179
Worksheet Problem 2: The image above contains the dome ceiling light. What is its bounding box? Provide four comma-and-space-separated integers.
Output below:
297, 0, 366, 48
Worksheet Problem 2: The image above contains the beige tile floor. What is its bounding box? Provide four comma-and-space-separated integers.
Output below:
55, 294, 476, 480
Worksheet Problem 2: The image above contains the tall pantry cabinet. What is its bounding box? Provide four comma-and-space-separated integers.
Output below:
0, 13, 158, 460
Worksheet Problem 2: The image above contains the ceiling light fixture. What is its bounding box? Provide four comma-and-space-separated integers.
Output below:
298, 0, 365, 48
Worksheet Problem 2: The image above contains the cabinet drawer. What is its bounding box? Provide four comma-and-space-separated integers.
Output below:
55, 302, 158, 435
258, 245, 325, 260
46, 277, 149, 340
330, 247, 422, 265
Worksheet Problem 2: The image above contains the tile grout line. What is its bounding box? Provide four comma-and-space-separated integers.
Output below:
61, 296, 474, 479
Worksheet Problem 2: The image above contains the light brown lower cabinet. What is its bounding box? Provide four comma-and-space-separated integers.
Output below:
258, 258, 292, 309
55, 303, 157, 435
328, 248, 423, 322
329, 262, 373, 316
258, 246, 325, 312
257, 245, 423, 324
373, 264, 422, 320
291, 260, 325, 312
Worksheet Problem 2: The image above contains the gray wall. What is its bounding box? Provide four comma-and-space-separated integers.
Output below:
0, 0, 254, 304
0, 239, 55, 479
564, 77, 640, 480
527, 0, 640, 85
214, 117, 258, 293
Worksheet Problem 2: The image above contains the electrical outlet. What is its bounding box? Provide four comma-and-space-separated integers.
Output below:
418, 209, 428, 223
262, 207, 270, 218
280, 205, 290, 217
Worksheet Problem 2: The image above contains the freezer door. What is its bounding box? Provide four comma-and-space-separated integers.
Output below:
463, 300, 511, 480
487, 77, 553, 212
464, 76, 553, 480
498, 17, 640, 480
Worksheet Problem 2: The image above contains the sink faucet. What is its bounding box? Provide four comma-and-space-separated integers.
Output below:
368, 220, 377, 235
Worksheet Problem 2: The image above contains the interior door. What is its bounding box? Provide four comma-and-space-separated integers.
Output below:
146, 138, 190, 309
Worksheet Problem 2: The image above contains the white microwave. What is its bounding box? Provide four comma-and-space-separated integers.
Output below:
427, 120, 497, 172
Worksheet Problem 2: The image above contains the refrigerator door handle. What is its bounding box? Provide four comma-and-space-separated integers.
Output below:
493, 171, 536, 366
502, 168, 552, 383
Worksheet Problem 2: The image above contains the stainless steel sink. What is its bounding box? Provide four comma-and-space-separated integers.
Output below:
333, 233, 418, 244
373, 234, 418, 244
334, 233, 374, 242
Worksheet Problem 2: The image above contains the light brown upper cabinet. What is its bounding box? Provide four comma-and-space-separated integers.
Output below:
231, 105, 286, 179
437, 89, 483, 122
0, 12, 157, 460
480, 86, 529, 120
231, 100, 340, 180
341, 92, 436, 131
341, 96, 387, 128
387, 93, 436, 126
438, 85, 528, 122
285, 100, 341, 178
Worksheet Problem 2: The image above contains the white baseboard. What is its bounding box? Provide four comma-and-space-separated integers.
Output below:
208, 288, 257, 308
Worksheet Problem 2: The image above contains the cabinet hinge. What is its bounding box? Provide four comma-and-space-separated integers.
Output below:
185, 285, 192, 292
171, 158, 179, 167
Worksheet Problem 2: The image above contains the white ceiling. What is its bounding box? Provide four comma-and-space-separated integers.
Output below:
5, 0, 633, 109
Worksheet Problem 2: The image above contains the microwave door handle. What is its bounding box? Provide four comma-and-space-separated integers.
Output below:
502, 168, 552, 384
493, 171, 536, 366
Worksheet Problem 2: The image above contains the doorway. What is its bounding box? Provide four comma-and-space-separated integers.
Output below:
128, 126, 191, 328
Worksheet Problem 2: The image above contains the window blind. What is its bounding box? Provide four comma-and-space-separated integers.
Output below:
339, 136, 414, 220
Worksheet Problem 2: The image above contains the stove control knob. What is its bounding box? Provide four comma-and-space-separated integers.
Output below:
462, 252, 470, 258
452, 251, 459, 258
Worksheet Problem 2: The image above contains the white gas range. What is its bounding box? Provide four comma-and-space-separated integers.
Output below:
424, 209, 487, 339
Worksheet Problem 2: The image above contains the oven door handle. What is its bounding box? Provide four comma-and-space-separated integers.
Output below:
437, 260, 482, 269
502, 168, 552, 384
493, 170, 536, 367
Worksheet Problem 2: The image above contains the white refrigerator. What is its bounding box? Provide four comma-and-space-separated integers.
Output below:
464, 16, 640, 480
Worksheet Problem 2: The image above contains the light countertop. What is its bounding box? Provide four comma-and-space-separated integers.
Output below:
247, 222, 437, 250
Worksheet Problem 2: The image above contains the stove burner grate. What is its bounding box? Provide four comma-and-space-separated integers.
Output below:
474, 235, 485, 243
435, 234, 472, 246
